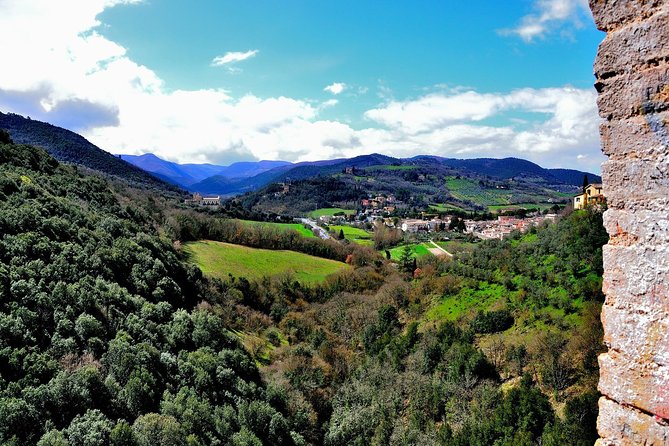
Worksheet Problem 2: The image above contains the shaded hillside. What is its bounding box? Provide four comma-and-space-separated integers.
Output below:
0, 111, 178, 191
189, 157, 347, 195
414, 156, 601, 186
548, 168, 602, 186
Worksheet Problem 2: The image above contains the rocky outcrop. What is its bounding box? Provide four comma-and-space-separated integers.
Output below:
590, 0, 669, 444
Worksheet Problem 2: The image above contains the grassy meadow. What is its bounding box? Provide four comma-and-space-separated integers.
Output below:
388, 243, 433, 260
309, 208, 356, 218
330, 225, 374, 246
185, 240, 349, 283
236, 219, 316, 238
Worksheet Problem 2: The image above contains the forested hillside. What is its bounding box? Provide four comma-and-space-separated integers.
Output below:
0, 142, 306, 445
0, 112, 178, 191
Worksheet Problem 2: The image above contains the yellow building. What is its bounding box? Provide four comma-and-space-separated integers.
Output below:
573, 183, 605, 210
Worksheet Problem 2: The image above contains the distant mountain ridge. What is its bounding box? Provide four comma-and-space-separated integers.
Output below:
120, 150, 601, 197
0, 111, 600, 198
0, 111, 177, 191
119, 153, 292, 186
413, 156, 601, 185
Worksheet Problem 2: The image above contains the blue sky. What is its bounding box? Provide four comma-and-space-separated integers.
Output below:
0, 0, 606, 172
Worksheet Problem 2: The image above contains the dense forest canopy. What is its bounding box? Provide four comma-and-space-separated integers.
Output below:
0, 142, 306, 445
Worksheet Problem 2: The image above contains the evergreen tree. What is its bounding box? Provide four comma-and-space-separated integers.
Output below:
398, 245, 415, 273
448, 217, 459, 231
582, 174, 589, 192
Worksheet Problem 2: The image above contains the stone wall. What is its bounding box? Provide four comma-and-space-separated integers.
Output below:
590, 0, 669, 444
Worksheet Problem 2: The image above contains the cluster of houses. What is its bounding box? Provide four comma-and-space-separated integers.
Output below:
360, 194, 397, 214
184, 192, 221, 206
466, 214, 558, 240
398, 214, 559, 240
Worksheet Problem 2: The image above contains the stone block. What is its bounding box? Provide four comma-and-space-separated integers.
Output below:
602, 157, 669, 210
595, 10, 669, 78
599, 350, 669, 420
603, 244, 669, 308
604, 209, 669, 246
599, 111, 669, 158
589, 0, 668, 32
597, 395, 669, 445
600, 304, 669, 366
595, 64, 669, 121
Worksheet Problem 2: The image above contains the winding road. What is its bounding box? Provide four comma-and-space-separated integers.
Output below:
299, 218, 331, 240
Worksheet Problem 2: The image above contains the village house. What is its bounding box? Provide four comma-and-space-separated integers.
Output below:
573, 183, 605, 210
401, 219, 429, 233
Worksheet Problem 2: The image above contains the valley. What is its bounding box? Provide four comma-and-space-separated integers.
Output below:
0, 119, 606, 445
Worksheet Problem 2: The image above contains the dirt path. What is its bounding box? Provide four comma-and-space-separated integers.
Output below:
428, 240, 453, 257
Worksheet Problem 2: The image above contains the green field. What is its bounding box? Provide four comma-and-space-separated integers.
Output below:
330, 225, 373, 245
388, 243, 433, 261
446, 177, 513, 206
425, 282, 508, 321
185, 240, 348, 283
309, 208, 356, 218
237, 219, 316, 238
436, 240, 478, 254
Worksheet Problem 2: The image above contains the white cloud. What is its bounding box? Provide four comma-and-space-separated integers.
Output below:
211, 50, 259, 66
0, 0, 604, 172
324, 82, 346, 95
502, 0, 592, 42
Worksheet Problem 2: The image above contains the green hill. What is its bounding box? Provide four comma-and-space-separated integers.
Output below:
0, 111, 179, 191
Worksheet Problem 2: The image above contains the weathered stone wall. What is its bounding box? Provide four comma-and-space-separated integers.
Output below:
590, 0, 669, 444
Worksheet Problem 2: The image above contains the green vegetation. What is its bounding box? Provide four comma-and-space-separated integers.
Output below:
436, 239, 477, 254
237, 219, 317, 237
0, 142, 307, 445
330, 225, 373, 245
309, 207, 356, 218
446, 176, 513, 205
389, 243, 432, 260
366, 164, 418, 171
185, 240, 349, 283
426, 282, 509, 321
0, 139, 606, 446
488, 202, 556, 212
429, 203, 465, 212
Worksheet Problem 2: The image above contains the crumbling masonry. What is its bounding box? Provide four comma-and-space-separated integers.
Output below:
590, 1, 669, 444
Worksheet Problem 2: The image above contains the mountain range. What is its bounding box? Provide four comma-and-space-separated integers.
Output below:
119, 153, 291, 186
121, 152, 601, 197
0, 111, 601, 201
